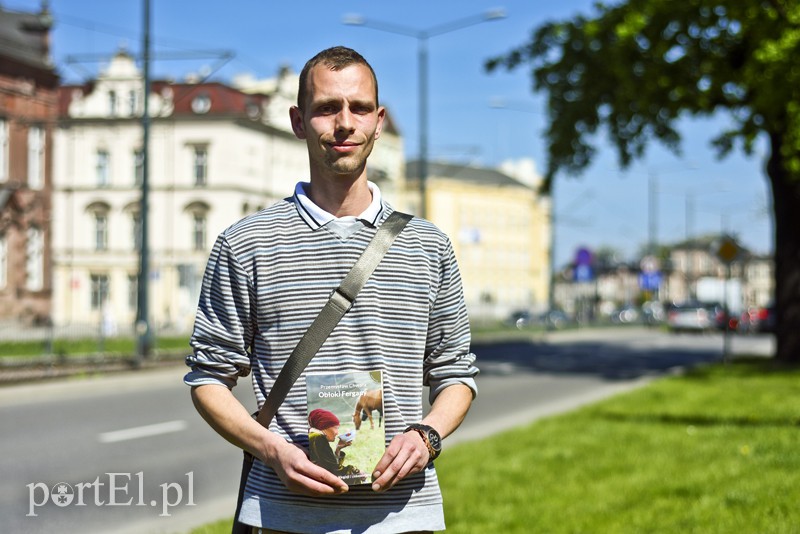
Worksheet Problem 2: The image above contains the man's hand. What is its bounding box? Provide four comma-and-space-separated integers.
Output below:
191, 385, 348, 496
264, 440, 349, 496
370, 429, 429, 492
369, 384, 474, 493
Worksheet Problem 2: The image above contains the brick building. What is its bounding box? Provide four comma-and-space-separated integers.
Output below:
0, 3, 58, 325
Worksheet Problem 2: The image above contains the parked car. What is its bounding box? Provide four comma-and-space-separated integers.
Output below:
610, 305, 640, 324
641, 300, 665, 326
758, 304, 776, 333
667, 302, 725, 333
541, 309, 573, 330
507, 310, 534, 329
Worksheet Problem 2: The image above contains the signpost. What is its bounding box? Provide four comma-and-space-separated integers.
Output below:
573, 247, 594, 283
714, 236, 741, 364
638, 255, 662, 299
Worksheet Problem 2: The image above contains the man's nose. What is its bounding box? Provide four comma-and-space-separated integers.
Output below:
335, 108, 355, 131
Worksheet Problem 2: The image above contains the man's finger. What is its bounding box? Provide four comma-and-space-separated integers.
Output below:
371, 434, 427, 491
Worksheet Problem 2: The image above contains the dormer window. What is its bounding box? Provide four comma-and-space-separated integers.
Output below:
191, 94, 211, 114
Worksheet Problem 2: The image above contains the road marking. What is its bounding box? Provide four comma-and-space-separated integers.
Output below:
98, 420, 188, 443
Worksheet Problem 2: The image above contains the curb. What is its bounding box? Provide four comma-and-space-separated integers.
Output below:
0, 352, 186, 386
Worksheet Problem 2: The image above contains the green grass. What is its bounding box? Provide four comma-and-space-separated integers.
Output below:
189, 518, 232, 533
0, 336, 190, 358
337, 422, 385, 481
439, 358, 800, 533
191, 358, 800, 534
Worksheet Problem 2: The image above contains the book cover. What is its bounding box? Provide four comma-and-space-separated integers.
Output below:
306, 370, 385, 486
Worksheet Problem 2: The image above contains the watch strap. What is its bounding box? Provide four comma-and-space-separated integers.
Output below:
405, 424, 441, 461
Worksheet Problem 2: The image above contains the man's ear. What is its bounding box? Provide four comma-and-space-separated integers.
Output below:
289, 106, 306, 139
374, 106, 386, 140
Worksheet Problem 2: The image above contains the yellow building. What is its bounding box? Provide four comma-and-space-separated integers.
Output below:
406, 161, 551, 321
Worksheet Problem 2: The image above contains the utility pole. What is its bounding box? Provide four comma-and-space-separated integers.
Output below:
135, 0, 152, 362
62, 5, 233, 366
648, 171, 658, 256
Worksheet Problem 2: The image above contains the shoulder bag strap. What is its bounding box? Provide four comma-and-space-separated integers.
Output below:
255, 211, 413, 428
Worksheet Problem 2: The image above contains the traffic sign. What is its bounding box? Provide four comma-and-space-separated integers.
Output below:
715, 237, 740, 264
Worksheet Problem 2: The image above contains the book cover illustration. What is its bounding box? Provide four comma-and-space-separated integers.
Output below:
306, 370, 385, 486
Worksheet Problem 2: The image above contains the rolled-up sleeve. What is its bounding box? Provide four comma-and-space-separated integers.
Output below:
184, 233, 255, 389
424, 238, 479, 404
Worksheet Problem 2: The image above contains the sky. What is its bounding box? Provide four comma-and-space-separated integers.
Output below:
8, 0, 773, 268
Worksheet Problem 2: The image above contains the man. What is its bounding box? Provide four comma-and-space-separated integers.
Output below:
185, 46, 478, 533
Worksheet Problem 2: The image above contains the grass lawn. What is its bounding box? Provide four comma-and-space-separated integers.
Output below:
0, 336, 190, 359
440, 358, 800, 533
192, 358, 800, 534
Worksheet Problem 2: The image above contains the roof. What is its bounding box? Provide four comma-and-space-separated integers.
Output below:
154, 81, 269, 116
58, 81, 270, 119
405, 160, 528, 188
0, 4, 53, 72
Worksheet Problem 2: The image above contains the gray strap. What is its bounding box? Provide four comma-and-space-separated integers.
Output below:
255, 211, 412, 427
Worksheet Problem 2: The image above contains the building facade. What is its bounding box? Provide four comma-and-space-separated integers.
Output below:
53, 52, 404, 333
406, 161, 551, 321
553, 235, 774, 320
0, 4, 58, 326
664, 237, 772, 310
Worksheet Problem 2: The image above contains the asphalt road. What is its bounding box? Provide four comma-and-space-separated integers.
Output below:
0, 327, 773, 533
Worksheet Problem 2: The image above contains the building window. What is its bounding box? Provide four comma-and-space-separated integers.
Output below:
90, 274, 110, 310
95, 212, 108, 251
128, 274, 138, 310
28, 126, 44, 189
132, 211, 141, 251
134, 149, 143, 186
0, 233, 7, 289
26, 227, 44, 291
193, 146, 208, 186
178, 264, 194, 289
128, 90, 137, 116
108, 90, 117, 116
97, 150, 110, 187
193, 212, 207, 251
191, 94, 211, 114
0, 119, 8, 182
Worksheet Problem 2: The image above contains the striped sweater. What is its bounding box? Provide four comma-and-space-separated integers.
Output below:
185, 189, 478, 533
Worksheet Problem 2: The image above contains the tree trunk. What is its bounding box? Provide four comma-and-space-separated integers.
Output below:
767, 132, 800, 363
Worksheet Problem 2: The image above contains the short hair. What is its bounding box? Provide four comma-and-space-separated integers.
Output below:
297, 46, 379, 109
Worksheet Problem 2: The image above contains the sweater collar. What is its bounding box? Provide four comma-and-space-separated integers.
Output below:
293, 181, 385, 230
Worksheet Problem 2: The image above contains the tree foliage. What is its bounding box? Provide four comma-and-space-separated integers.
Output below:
487, 0, 800, 361
486, 0, 800, 190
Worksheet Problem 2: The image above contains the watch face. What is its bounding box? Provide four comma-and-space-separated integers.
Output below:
427, 429, 442, 451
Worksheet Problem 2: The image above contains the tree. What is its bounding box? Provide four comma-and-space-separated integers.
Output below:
487, 0, 800, 362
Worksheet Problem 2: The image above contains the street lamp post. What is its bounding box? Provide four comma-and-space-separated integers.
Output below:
343, 9, 506, 219
136, 0, 152, 362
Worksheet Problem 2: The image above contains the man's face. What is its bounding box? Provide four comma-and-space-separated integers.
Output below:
290, 64, 385, 180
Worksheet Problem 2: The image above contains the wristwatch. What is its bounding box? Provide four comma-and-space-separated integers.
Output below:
404, 424, 442, 461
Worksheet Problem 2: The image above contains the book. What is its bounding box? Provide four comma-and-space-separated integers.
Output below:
306, 370, 385, 486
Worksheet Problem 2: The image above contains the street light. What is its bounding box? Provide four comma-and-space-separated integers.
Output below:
343, 9, 506, 219
136, 0, 152, 363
